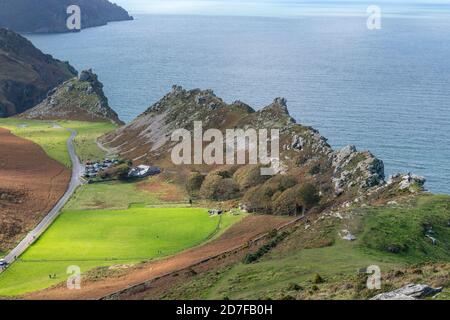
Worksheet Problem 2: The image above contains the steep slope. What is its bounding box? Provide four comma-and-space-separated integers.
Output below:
21, 70, 124, 125
102, 86, 387, 202
0, 128, 70, 253
0, 0, 133, 33
0, 28, 76, 117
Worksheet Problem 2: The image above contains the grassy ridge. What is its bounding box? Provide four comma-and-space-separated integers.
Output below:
0, 118, 116, 167
0, 208, 242, 296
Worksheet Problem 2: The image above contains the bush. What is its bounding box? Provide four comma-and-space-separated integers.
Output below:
99, 163, 130, 180
233, 165, 269, 190
186, 172, 205, 196
313, 273, 324, 284
200, 173, 239, 201
115, 163, 131, 180
272, 186, 303, 215
297, 183, 321, 210
242, 175, 298, 213
309, 163, 321, 175
243, 232, 289, 264
287, 283, 303, 291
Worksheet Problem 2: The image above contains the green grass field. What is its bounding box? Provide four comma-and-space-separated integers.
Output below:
0, 208, 242, 296
65, 176, 188, 211
0, 118, 116, 167
58, 120, 117, 163
0, 118, 72, 166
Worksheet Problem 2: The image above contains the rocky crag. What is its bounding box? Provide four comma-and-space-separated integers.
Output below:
0, 0, 133, 33
0, 28, 76, 117
21, 69, 123, 125
102, 86, 422, 209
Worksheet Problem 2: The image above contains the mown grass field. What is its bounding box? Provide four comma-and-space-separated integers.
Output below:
0, 208, 242, 296
65, 176, 188, 211
0, 118, 116, 167
158, 195, 450, 300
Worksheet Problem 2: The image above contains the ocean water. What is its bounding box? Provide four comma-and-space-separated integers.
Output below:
25, 13, 450, 194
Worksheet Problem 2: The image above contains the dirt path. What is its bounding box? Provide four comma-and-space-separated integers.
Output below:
27, 215, 293, 300
0, 128, 71, 255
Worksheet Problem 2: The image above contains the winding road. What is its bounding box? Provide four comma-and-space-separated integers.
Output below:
1, 128, 84, 269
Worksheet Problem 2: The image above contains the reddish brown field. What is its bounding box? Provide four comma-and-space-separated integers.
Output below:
27, 215, 293, 300
0, 128, 70, 253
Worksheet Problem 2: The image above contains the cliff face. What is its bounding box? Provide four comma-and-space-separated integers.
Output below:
21, 69, 124, 125
0, 0, 133, 34
101, 86, 387, 200
0, 28, 76, 117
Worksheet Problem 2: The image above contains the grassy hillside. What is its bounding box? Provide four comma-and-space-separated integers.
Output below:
359, 195, 450, 262
0, 118, 116, 167
153, 195, 450, 300
0, 208, 242, 296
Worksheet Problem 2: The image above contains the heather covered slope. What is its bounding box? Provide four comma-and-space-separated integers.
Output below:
21, 70, 124, 125
0, 28, 76, 117
0, 0, 133, 33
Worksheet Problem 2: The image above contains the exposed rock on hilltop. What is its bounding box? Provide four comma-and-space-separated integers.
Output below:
101, 86, 388, 202
0, 28, 76, 117
21, 69, 123, 125
0, 0, 133, 34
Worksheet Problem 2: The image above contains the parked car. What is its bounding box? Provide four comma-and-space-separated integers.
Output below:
0, 259, 8, 269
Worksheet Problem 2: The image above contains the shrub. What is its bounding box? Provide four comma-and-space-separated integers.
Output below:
101, 163, 130, 180
297, 183, 321, 210
243, 232, 289, 264
242, 175, 298, 213
233, 165, 269, 190
186, 172, 205, 196
115, 163, 131, 180
287, 283, 303, 291
313, 273, 324, 284
272, 186, 304, 215
309, 163, 321, 175
200, 173, 239, 201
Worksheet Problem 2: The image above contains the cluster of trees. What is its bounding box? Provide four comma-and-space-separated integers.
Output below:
98, 160, 131, 181
186, 165, 321, 216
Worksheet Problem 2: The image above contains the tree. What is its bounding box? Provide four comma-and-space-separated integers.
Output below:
200, 173, 239, 201
297, 183, 320, 212
186, 171, 205, 196
115, 163, 131, 180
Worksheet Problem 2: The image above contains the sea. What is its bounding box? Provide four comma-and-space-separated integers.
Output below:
24, 5, 450, 194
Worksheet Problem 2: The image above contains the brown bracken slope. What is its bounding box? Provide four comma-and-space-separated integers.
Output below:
0, 128, 70, 253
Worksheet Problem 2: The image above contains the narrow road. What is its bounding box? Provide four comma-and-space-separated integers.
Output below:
1, 128, 84, 269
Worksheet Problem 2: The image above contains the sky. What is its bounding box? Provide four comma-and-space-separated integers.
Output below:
113, 0, 450, 16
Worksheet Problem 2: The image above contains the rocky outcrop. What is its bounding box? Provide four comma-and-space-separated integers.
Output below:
332, 145, 385, 195
371, 284, 442, 300
0, 0, 133, 34
387, 173, 426, 193
0, 28, 76, 117
20, 69, 123, 125
101, 86, 390, 198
